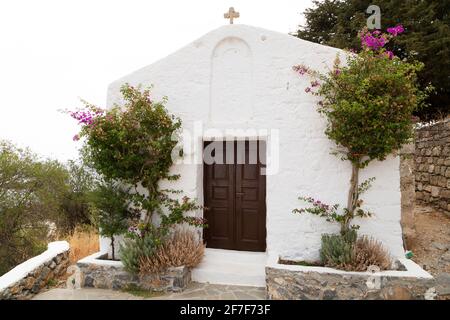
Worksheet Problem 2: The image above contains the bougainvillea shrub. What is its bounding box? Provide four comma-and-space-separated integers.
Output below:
68, 84, 205, 268
293, 25, 430, 235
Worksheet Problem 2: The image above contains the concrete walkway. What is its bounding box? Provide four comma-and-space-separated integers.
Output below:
33, 282, 266, 300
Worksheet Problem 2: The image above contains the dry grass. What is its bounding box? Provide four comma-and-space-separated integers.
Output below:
139, 229, 205, 275
349, 236, 392, 271
66, 226, 99, 264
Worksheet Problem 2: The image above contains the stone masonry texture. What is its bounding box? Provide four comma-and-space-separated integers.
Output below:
414, 119, 450, 215
77, 259, 191, 293
266, 267, 435, 300
0, 250, 70, 300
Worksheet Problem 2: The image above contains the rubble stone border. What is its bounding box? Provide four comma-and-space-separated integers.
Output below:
77, 251, 191, 292
266, 256, 435, 300
0, 241, 70, 300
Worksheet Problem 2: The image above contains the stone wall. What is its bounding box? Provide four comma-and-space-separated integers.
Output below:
415, 119, 450, 214
0, 241, 70, 300
266, 259, 435, 300
77, 252, 191, 292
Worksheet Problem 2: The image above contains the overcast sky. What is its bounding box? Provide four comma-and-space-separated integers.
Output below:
0, 0, 313, 162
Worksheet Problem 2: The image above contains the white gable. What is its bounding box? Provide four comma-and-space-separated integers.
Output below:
106, 25, 404, 261
107, 24, 343, 122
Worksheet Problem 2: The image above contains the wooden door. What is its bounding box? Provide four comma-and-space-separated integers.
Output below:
203, 140, 266, 252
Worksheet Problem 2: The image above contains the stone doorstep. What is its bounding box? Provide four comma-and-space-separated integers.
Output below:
191, 248, 267, 287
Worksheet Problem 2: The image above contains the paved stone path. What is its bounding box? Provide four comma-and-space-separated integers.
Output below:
33, 282, 266, 300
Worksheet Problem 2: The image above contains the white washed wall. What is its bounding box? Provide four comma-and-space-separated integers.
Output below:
103, 25, 404, 261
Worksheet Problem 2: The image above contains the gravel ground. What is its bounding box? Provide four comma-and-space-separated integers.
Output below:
410, 205, 450, 274
410, 204, 450, 299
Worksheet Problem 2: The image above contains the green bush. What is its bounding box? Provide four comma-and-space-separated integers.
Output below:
68, 85, 206, 268
77, 84, 182, 224
320, 232, 393, 271
0, 141, 68, 275
320, 233, 355, 269
88, 181, 134, 260
120, 231, 163, 274
0, 140, 105, 275
58, 160, 97, 233
293, 26, 430, 234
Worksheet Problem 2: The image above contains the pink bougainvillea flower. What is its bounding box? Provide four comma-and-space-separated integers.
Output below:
305, 87, 311, 93
387, 24, 404, 36
334, 69, 341, 75
311, 80, 320, 87
293, 65, 309, 75
385, 50, 395, 60
72, 134, 80, 141
69, 108, 104, 126
386, 27, 397, 36
361, 32, 386, 50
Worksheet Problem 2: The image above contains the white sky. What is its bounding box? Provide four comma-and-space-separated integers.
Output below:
0, 0, 313, 162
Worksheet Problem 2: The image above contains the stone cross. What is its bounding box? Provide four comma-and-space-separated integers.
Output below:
224, 7, 239, 24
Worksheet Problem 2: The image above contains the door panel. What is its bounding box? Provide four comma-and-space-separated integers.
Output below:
203, 140, 266, 252
203, 141, 235, 249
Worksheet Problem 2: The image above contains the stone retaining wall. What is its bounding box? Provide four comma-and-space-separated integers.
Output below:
266, 258, 435, 300
0, 241, 70, 300
415, 119, 450, 214
77, 252, 191, 292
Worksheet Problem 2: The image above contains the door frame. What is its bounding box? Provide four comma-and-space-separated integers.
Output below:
202, 138, 267, 252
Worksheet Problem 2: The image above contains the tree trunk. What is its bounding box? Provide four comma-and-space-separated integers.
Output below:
111, 235, 115, 260
343, 161, 360, 234
142, 184, 158, 225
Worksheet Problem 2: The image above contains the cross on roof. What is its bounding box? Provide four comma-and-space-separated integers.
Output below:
224, 7, 239, 24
